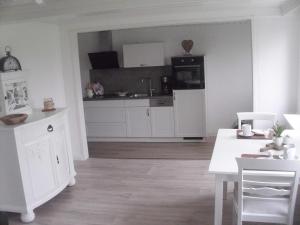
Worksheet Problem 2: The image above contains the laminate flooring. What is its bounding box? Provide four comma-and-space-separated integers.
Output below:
89, 142, 214, 160
9, 158, 300, 225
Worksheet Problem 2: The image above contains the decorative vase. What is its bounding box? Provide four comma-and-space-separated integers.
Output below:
86, 88, 94, 98
274, 137, 283, 147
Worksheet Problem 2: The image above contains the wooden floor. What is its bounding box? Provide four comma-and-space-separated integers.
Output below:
9, 158, 300, 225
89, 142, 214, 160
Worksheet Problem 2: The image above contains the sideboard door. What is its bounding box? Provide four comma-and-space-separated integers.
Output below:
52, 124, 70, 186
25, 137, 56, 200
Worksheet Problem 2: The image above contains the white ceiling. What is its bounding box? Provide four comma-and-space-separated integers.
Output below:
0, 0, 299, 24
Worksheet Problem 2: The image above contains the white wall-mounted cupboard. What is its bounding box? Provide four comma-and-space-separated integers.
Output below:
0, 109, 76, 223
173, 89, 206, 137
123, 43, 164, 68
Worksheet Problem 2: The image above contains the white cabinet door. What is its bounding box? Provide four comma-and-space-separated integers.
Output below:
126, 107, 151, 137
123, 43, 164, 68
151, 107, 175, 137
51, 124, 70, 186
25, 136, 56, 200
173, 90, 206, 137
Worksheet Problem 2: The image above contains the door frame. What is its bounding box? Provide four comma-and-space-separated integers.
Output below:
61, 13, 254, 160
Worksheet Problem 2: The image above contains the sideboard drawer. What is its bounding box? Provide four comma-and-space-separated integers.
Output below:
20, 116, 64, 144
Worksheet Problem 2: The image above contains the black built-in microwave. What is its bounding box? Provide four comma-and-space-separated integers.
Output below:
171, 56, 205, 89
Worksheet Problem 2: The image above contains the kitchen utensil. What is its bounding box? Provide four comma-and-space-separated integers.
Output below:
117, 91, 128, 97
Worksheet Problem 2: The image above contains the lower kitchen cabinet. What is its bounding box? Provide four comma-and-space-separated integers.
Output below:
150, 107, 175, 137
0, 109, 76, 223
84, 100, 127, 137
173, 89, 206, 137
126, 107, 151, 137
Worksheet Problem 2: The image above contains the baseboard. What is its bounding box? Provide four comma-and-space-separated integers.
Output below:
87, 137, 213, 143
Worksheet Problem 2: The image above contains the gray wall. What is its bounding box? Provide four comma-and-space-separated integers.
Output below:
111, 21, 253, 134
78, 21, 253, 135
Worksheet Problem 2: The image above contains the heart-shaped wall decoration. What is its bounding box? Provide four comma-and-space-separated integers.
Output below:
181, 40, 194, 54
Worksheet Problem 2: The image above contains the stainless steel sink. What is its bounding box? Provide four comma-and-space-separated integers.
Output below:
129, 93, 149, 98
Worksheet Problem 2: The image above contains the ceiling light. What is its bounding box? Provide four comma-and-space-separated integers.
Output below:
35, 0, 44, 4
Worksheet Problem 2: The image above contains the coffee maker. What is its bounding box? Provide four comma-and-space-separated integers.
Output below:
161, 76, 172, 95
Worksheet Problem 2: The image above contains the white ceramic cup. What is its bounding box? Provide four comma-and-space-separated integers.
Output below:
287, 147, 296, 160
242, 124, 252, 136
283, 145, 296, 160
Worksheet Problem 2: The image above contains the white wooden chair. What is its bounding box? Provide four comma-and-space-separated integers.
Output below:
233, 158, 300, 225
237, 112, 277, 129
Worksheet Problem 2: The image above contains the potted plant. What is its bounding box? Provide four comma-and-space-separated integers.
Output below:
272, 122, 285, 147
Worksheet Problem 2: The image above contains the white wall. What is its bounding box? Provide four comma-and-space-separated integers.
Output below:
78, 31, 112, 95
111, 21, 253, 135
252, 14, 300, 124
0, 22, 66, 108
0, 22, 86, 160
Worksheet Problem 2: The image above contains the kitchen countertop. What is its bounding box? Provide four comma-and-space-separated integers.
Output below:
83, 94, 172, 101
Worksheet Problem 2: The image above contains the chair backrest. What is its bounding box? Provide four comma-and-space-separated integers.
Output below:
237, 112, 277, 129
236, 158, 300, 224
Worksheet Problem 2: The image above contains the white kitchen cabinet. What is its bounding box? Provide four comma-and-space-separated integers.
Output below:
126, 107, 151, 137
123, 43, 164, 68
151, 107, 175, 137
0, 109, 76, 223
84, 100, 127, 137
173, 89, 206, 137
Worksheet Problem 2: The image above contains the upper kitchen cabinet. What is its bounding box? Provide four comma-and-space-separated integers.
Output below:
123, 43, 164, 68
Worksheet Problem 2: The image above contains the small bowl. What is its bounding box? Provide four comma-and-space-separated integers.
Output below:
0, 114, 28, 125
117, 91, 128, 97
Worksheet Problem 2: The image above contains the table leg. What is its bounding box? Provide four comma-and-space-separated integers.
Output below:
223, 181, 227, 200
0, 212, 8, 225
215, 175, 224, 225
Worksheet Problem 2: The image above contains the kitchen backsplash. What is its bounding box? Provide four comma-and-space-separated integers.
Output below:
90, 66, 171, 95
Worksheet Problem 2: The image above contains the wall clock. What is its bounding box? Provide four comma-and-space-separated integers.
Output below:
0, 46, 22, 72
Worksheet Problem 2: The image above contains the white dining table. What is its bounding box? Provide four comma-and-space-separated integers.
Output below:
208, 128, 300, 225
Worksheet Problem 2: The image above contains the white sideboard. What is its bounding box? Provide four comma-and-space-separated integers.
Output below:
0, 108, 76, 223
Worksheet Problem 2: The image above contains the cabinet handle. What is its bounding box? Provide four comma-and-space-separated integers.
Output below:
56, 156, 60, 164
146, 108, 150, 116
4, 96, 7, 100
47, 125, 54, 132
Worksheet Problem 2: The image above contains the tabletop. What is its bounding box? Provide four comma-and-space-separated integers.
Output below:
208, 129, 300, 175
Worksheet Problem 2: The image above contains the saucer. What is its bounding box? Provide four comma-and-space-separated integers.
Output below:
238, 131, 254, 137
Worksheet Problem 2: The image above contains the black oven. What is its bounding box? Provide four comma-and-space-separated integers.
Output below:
171, 56, 205, 89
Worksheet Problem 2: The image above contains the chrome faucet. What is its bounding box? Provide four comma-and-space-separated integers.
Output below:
141, 77, 155, 97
